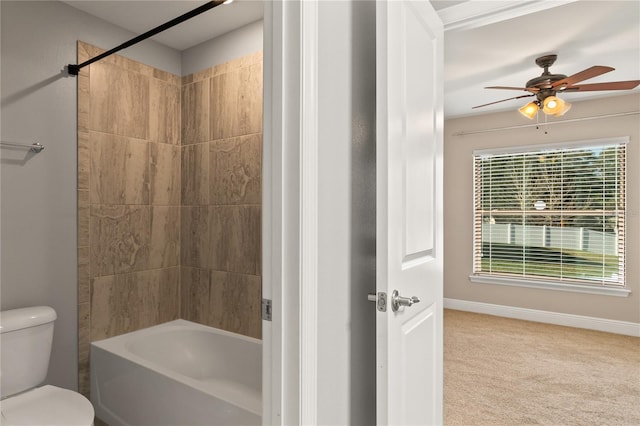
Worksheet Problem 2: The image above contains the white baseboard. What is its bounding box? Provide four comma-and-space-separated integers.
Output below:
444, 298, 640, 337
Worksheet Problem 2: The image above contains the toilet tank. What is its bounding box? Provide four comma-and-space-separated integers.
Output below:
0, 306, 57, 399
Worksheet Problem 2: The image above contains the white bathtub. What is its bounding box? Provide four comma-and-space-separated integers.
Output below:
90, 319, 261, 426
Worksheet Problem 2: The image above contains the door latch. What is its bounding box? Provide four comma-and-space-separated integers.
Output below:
367, 292, 387, 312
262, 298, 272, 321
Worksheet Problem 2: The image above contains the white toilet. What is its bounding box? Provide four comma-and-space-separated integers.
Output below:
0, 306, 95, 426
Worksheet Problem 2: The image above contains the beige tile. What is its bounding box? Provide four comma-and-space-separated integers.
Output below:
90, 132, 149, 205
112, 53, 153, 78
181, 144, 209, 206
82, 43, 154, 79
155, 267, 181, 325
180, 267, 210, 325
78, 300, 91, 398
209, 206, 261, 275
89, 275, 117, 341
78, 247, 90, 304
181, 80, 209, 144
90, 205, 150, 277
83, 43, 106, 63
89, 61, 149, 139
150, 143, 180, 205
78, 302, 91, 353
90, 268, 180, 341
211, 51, 262, 77
78, 42, 91, 399
78, 368, 91, 399
90, 275, 123, 342
209, 271, 262, 339
212, 51, 262, 77
247, 51, 263, 66
181, 74, 194, 86
78, 188, 90, 209
153, 68, 180, 86
150, 78, 180, 145
78, 132, 90, 191
149, 206, 180, 269
78, 190, 90, 247
190, 67, 212, 84
78, 73, 90, 132
210, 62, 263, 140
180, 207, 209, 269
210, 134, 262, 205
77, 41, 92, 64
212, 61, 231, 77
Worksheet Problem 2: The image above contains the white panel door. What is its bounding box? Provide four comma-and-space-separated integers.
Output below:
376, 1, 444, 425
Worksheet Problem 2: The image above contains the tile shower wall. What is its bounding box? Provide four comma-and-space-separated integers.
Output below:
77, 42, 182, 395
77, 42, 262, 396
180, 52, 263, 340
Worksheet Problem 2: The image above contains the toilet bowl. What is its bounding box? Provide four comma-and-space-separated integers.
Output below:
0, 306, 95, 426
1, 385, 94, 426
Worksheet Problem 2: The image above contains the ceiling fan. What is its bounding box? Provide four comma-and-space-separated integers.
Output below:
473, 54, 640, 118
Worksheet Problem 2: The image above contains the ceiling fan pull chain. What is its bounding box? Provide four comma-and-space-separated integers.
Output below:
544, 113, 549, 135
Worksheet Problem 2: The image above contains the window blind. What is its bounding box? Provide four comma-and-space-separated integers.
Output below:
473, 142, 626, 286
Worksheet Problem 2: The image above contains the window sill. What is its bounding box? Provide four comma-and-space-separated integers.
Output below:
469, 275, 631, 297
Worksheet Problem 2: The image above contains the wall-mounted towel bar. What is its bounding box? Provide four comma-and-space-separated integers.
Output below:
0, 141, 45, 153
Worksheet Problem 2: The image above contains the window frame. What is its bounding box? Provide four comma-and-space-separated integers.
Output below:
469, 137, 630, 297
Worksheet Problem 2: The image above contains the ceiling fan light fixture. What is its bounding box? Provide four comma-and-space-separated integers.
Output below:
542, 95, 570, 116
519, 102, 539, 119
552, 100, 572, 117
475, 55, 640, 118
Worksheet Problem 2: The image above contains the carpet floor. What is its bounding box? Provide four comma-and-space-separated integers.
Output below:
444, 309, 640, 426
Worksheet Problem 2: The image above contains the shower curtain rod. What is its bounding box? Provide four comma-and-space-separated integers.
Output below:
67, 0, 227, 76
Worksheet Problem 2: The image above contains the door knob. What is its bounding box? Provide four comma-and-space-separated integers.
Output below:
391, 289, 420, 312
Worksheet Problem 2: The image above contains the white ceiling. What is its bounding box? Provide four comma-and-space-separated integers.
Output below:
441, 0, 640, 118
62, 0, 265, 51
62, 0, 640, 119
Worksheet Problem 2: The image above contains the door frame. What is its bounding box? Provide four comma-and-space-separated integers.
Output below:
262, 1, 319, 424
262, 1, 575, 424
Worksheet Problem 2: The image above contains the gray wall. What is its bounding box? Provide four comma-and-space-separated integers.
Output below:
444, 93, 640, 324
348, 2, 377, 423
1, 2, 381, 422
317, 1, 376, 424
1, 0, 180, 391
182, 20, 264, 76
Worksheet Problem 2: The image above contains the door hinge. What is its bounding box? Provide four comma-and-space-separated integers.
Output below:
262, 298, 272, 321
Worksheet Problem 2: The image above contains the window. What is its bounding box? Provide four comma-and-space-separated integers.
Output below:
472, 138, 626, 290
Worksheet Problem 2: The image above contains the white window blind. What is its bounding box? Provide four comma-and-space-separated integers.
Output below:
473, 141, 626, 287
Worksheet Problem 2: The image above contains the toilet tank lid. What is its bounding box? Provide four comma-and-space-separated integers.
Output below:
0, 306, 57, 334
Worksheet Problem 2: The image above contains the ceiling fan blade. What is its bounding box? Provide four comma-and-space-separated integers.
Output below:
563, 80, 640, 92
472, 94, 534, 109
552, 65, 615, 88
485, 86, 539, 92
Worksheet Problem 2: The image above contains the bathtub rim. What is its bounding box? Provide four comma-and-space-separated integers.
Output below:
91, 319, 262, 416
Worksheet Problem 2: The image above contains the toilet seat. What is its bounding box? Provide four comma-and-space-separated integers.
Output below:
0, 385, 94, 426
